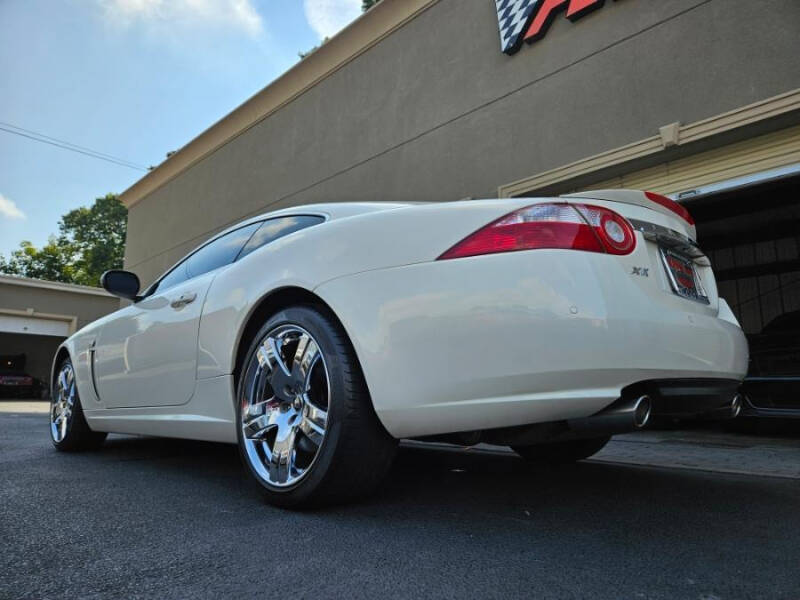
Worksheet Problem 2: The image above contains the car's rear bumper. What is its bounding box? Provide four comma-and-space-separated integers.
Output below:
622, 378, 742, 418
470, 378, 743, 446
317, 249, 749, 438
741, 377, 800, 418
743, 405, 800, 419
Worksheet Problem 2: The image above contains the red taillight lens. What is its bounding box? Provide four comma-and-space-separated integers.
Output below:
573, 204, 636, 255
644, 191, 695, 226
438, 203, 635, 260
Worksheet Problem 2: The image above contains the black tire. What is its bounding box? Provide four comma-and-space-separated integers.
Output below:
512, 436, 611, 465
50, 357, 107, 452
236, 305, 397, 508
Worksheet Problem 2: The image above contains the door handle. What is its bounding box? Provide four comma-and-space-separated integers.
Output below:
170, 292, 197, 309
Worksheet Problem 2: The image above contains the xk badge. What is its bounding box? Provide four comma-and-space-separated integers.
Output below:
631, 267, 649, 277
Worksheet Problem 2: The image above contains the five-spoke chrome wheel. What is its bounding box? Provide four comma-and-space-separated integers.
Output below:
240, 325, 330, 488
51, 362, 76, 443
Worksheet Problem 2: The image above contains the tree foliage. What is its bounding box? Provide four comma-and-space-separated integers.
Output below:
0, 194, 127, 287
298, 36, 330, 59
299, 0, 382, 59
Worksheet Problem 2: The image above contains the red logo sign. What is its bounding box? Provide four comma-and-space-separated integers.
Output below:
495, 0, 614, 55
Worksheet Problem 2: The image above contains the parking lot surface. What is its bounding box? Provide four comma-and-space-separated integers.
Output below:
2, 403, 799, 599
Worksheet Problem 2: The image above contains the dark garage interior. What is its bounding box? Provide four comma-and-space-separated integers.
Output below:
691, 173, 800, 413
0, 332, 65, 398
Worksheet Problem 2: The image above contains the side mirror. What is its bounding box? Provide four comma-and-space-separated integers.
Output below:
100, 270, 141, 301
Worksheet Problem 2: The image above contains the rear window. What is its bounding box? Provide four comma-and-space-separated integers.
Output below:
237, 215, 324, 261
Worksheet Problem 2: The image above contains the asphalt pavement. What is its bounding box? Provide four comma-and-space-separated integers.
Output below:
2, 404, 799, 599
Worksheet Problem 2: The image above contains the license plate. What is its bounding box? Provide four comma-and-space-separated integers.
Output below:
659, 247, 708, 303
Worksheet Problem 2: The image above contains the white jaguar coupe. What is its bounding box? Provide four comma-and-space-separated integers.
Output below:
50, 190, 748, 507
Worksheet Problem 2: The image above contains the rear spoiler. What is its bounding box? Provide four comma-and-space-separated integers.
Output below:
561, 190, 697, 240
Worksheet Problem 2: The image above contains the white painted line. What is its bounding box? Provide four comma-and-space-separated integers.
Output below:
0, 401, 49, 414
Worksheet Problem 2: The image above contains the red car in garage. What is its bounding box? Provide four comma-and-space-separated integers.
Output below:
0, 354, 43, 399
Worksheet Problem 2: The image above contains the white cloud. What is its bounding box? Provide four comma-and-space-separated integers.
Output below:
98, 0, 263, 37
0, 194, 25, 220
303, 0, 362, 39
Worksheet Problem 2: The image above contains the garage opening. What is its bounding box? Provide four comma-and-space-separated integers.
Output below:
685, 171, 800, 413
0, 314, 71, 399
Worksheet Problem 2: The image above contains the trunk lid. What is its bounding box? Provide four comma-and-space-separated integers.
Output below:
560, 192, 719, 316
562, 189, 697, 241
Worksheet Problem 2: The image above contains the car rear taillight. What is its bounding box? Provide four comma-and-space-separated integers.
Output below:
572, 204, 636, 255
644, 191, 695, 226
438, 203, 635, 260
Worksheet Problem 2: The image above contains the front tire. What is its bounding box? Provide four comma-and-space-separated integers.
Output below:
512, 436, 611, 465
50, 358, 107, 452
236, 305, 397, 508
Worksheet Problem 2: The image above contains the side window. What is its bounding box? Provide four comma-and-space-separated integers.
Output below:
237, 215, 325, 261
153, 262, 189, 294
150, 222, 260, 295
185, 222, 261, 279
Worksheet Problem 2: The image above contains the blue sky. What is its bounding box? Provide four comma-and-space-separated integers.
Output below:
0, 0, 364, 256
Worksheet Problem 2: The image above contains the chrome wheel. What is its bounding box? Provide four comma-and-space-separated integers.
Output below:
51, 362, 76, 443
240, 325, 330, 488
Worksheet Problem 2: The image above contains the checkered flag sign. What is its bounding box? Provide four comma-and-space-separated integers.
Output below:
494, 0, 540, 54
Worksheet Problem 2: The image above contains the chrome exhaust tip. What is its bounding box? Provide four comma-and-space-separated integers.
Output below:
731, 394, 743, 418
633, 395, 652, 428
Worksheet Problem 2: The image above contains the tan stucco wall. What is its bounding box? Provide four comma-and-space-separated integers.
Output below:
123, 0, 800, 286
0, 280, 119, 330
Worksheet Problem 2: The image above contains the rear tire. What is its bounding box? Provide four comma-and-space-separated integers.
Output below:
236, 305, 397, 508
512, 436, 611, 465
50, 358, 107, 452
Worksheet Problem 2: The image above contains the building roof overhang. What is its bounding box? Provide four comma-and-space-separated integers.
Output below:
0, 274, 114, 297
119, 0, 438, 210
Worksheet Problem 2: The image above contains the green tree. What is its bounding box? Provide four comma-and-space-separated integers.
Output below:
298, 36, 330, 59
0, 193, 127, 287
299, 0, 382, 59
0, 239, 74, 283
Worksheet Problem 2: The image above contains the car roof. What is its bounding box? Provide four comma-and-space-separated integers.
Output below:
143, 202, 422, 293
211, 202, 419, 240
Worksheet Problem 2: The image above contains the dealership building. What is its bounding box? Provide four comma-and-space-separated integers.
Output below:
120, 0, 800, 341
